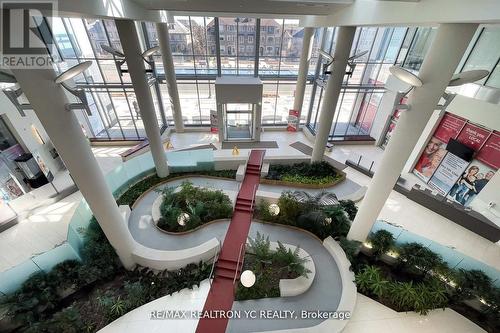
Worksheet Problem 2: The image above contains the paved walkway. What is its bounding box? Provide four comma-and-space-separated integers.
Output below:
128, 176, 344, 333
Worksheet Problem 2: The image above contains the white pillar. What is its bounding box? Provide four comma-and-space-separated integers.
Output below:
347, 23, 479, 241
10, 67, 136, 269
293, 27, 315, 118
115, 19, 169, 177
156, 22, 184, 133
311, 26, 356, 162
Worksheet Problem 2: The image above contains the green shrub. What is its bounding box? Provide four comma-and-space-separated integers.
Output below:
453, 269, 494, 301
22, 306, 85, 333
116, 170, 237, 206
247, 232, 272, 263
322, 205, 351, 237
80, 218, 121, 280
397, 242, 444, 277
266, 162, 341, 185
157, 181, 232, 232
355, 265, 389, 298
369, 230, 395, 258
339, 199, 358, 220
274, 241, 311, 278
47, 260, 82, 290
338, 237, 361, 263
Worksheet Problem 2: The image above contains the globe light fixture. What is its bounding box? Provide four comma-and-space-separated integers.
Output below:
268, 203, 280, 216
177, 212, 190, 226
240, 270, 256, 288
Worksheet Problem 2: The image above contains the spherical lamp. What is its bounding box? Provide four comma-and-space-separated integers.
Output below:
268, 203, 280, 216
240, 270, 256, 288
177, 213, 190, 226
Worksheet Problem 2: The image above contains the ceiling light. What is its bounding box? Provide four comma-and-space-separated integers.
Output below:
448, 70, 489, 86
54, 61, 92, 84
54, 61, 93, 115
142, 46, 161, 58
101, 44, 125, 58
389, 66, 423, 87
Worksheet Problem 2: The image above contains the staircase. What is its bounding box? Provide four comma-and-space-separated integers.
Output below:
195, 150, 265, 333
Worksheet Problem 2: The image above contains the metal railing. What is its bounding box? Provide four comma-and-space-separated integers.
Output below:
209, 240, 221, 290
250, 184, 258, 212
233, 242, 245, 285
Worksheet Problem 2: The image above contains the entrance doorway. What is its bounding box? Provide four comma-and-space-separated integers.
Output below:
224, 103, 254, 141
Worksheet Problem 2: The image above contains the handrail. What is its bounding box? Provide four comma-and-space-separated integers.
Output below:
250, 184, 258, 212
233, 242, 245, 285
209, 240, 221, 290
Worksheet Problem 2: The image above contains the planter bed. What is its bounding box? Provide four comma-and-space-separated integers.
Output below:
263, 161, 346, 188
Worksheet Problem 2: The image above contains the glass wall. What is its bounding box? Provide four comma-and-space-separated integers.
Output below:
306, 26, 407, 139
458, 26, 500, 88
143, 17, 321, 126
45, 17, 167, 140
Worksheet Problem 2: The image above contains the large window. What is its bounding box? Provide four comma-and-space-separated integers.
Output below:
459, 27, 500, 88
306, 26, 407, 139
46, 17, 167, 140
143, 17, 320, 127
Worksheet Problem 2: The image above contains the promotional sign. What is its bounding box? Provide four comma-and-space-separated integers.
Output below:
475, 132, 500, 169
456, 123, 490, 151
433, 113, 467, 143
413, 113, 466, 182
413, 136, 448, 182
428, 152, 470, 196
210, 110, 218, 133
32, 150, 54, 182
287, 109, 299, 132
448, 160, 496, 207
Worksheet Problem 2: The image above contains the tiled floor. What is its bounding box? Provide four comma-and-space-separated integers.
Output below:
344, 294, 485, 333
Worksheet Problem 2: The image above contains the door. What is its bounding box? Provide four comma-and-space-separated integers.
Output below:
224, 103, 254, 141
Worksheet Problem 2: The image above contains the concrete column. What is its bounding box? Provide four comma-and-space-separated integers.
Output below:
156, 22, 184, 133
115, 19, 169, 177
311, 26, 356, 162
293, 27, 315, 118
347, 23, 479, 242
10, 67, 136, 269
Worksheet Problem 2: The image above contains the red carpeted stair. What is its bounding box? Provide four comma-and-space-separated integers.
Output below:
195, 150, 265, 333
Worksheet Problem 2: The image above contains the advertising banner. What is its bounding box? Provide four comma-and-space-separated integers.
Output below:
433, 113, 467, 143
210, 110, 218, 133
413, 136, 448, 182
287, 109, 299, 132
475, 132, 500, 169
413, 113, 466, 182
448, 160, 496, 207
456, 123, 490, 150
32, 150, 54, 182
428, 152, 470, 196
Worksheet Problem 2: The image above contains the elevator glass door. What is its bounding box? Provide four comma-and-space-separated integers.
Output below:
224, 103, 254, 141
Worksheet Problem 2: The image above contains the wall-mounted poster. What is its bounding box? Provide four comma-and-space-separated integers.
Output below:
210, 110, 218, 133
32, 150, 54, 182
447, 161, 496, 207
456, 123, 490, 150
413, 113, 466, 182
287, 109, 299, 132
475, 132, 500, 170
428, 152, 470, 196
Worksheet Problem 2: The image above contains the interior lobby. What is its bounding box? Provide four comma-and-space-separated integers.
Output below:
0, 1, 499, 332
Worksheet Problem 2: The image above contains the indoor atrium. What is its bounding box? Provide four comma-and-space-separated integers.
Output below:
0, 1, 499, 332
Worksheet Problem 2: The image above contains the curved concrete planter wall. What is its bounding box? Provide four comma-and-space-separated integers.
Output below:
259, 237, 356, 333
263, 241, 316, 298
